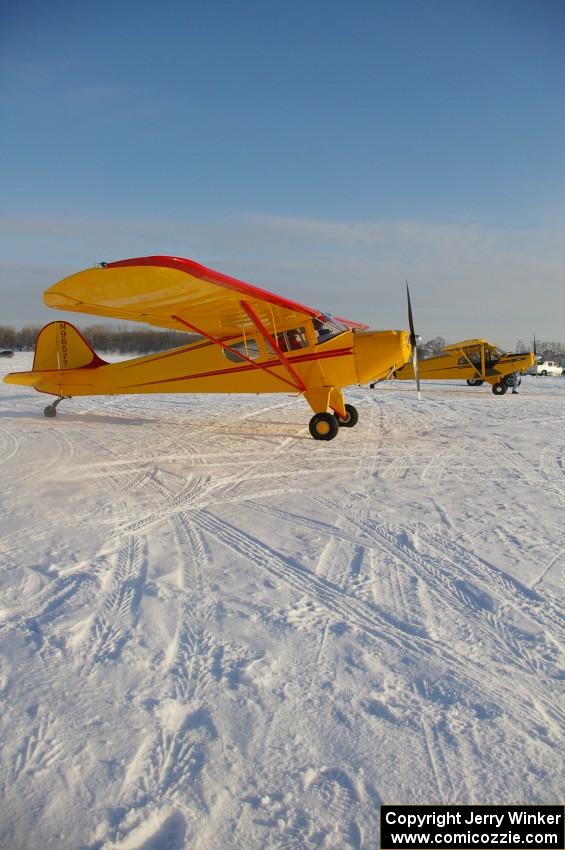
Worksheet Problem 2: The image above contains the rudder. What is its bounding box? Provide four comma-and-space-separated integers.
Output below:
33, 321, 107, 371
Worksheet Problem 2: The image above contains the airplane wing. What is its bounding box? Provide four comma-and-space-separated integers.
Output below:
44, 256, 326, 337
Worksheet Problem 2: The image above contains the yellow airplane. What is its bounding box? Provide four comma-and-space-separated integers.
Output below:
392, 338, 535, 394
4, 255, 417, 440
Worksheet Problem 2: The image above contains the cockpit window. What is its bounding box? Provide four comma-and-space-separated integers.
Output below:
274, 327, 308, 352
459, 350, 481, 365
313, 314, 347, 343
223, 339, 260, 362
484, 346, 506, 365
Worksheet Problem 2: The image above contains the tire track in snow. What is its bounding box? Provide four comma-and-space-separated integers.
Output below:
539, 441, 565, 504
192, 509, 433, 655
420, 714, 455, 803
419, 527, 564, 645
242, 496, 560, 679
78, 535, 148, 668
39, 425, 77, 476
199, 500, 564, 751
311, 493, 564, 663
173, 512, 210, 593
329, 503, 565, 739
0, 428, 20, 467
113, 486, 224, 821
106, 420, 305, 540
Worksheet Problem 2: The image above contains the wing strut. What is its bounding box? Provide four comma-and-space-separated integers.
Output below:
171, 314, 304, 392
240, 300, 307, 392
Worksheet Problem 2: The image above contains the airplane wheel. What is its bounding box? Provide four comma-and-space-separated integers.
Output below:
335, 404, 359, 428
43, 405, 57, 417
466, 379, 484, 386
309, 412, 339, 441
503, 374, 521, 388
492, 382, 507, 395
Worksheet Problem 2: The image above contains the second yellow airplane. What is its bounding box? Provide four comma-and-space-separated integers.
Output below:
393, 338, 535, 394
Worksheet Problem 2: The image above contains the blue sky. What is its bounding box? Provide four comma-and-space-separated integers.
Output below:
1, 0, 564, 346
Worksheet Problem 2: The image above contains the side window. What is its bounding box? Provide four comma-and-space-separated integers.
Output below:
275, 327, 308, 352
223, 339, 260, 363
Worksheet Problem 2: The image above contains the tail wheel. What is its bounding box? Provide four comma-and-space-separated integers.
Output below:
492, 382, 507, 395
309, 412, 339, 441
335, 404, 359, 428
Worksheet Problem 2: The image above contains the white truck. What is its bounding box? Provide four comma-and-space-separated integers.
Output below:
528, 360, 563, 376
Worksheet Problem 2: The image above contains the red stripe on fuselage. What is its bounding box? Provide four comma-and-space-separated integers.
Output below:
120, 347, 354, 389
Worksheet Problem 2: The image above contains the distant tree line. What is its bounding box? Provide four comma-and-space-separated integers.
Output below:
418, 336, 446, 356
0, 324, 196, 353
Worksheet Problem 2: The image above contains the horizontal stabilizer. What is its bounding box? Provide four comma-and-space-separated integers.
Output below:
3, 322, 107, 389
3, 371, 42, 386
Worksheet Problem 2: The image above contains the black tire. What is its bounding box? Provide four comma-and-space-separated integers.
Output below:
466, 379, 484, 386
492, 382, 507, 395
541, 370, 547, 376
43, 405, 57, 417
503, 374, 522, 388
309, 412, 339, 441
335, 403, 359, 428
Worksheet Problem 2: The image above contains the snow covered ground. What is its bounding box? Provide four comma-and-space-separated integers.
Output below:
0, 353, 563, 850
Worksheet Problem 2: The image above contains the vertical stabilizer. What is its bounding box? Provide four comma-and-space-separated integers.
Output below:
33, 322, 107, 371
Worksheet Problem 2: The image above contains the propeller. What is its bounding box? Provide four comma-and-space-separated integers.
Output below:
533, 333, 537, 357
406, 282, 421, 400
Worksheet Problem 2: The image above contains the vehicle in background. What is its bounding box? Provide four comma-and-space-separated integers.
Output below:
0, 350, 15, 358
527, 360, 563, 377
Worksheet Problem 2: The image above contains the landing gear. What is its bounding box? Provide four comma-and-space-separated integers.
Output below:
43, 396, 67, 417
492, 382, 507, 395
335, 403, 359, 428
466, 379, 484, 386
503, 374, 521, 388
309, 412, 339, 441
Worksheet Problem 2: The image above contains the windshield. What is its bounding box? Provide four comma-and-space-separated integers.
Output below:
313, 313, 347, 342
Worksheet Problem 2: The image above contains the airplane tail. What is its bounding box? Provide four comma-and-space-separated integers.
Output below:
4, 321, 107, 388
32, 321, 107, 371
